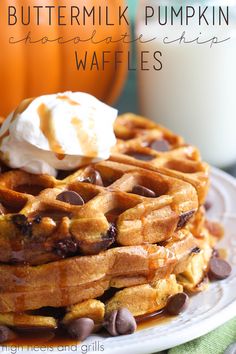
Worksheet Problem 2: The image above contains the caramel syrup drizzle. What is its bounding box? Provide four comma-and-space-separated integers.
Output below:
38, 96, 99, 160
57, 95, 79, 106
38, 103, 66, 159
71, 116, 98, 158
58, 95, 99, 158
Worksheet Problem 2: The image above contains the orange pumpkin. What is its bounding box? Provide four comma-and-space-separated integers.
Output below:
0, 0, 129, 116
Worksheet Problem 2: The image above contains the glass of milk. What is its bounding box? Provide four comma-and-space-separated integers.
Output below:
136, 0, 236, 167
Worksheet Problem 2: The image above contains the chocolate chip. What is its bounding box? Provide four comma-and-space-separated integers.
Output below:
212, 248, 220, 258
150, 139, 170, 152
126, 152, 154, 161
166, 293, 189, 316
132, 185, 156, 198
106, 223, 117, 240
191, 247, 201, 254
12, 214, 32, 237
177, 210, 195, 229
67, 318, 94, 341
78, 223, 117, 255
89, 170, 104, 186
208, 258, 232, 280
104, 310, 117, 336
116, 308, 137, 335
0, 326, 16, 343
56, 191, 84, 205
53, 238, 78, 258
80, 170, 104, 187
80, 177, 92, 184
104, 308, 137, 336
33, 216, 42, 224
204, 200, 212, 211
12, 214, 28, 226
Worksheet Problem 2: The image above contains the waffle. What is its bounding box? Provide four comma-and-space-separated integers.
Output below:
0, 160, 198, 265
112, 113, 209, 205
0, 113, 221, 342
0, 228, 199, 313
0, 275, 182, 331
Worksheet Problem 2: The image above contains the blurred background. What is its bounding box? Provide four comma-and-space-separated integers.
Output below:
117, 1, 236, 176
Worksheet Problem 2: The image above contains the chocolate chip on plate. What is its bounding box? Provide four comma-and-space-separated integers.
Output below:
127, 152, 154, 161
56, 191, 84, 205
132, 185, 156, 198
0, 326, 16, 343
104, 308, 137, 336
208, 257, 232, 280
150, 139, 170, 152
177, 210, 195, 229
166, 293, 189, 316
204, 200, 212, 211
67, 318, 95, 341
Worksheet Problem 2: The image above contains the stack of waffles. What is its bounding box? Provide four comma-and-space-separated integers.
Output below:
0, 114, 224, 340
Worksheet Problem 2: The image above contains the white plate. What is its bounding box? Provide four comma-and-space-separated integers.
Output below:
1, 167, 236, 354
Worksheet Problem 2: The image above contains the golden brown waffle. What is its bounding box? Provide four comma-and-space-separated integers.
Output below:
0, 160, 198, 265
105, 275, 183, 317
112, 113, 209, 204
0, 275, 182, 331
0, 113, 219, 340
0, 228, 198, 313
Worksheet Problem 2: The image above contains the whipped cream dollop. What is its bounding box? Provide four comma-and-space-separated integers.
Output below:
0, 92, 118, 176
